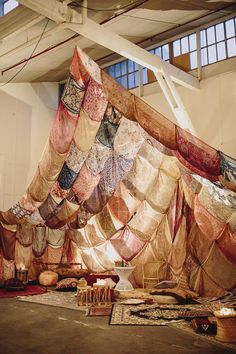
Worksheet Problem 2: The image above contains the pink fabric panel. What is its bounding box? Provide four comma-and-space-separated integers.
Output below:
50, 103, 78, 154
82, 78, 108, 122
51, 181, 70, 199
167, 181, 184, 241
44, 245, 63, 265
72, 163, 101, 201
0, 223, 16, 260
194, 196, 226, 240
174, 151, 219, 182
176, 127, 220, 177
69, 48, 90, 85
217, 226, 236, 264
110, 226, 146, 261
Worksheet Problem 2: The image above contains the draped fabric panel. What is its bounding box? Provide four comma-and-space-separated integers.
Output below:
0, 46, 236, 296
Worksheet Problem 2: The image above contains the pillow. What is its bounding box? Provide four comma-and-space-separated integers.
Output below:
150, 288, 198, 304
55, 268, 89, 278
56, 278, 79, 291
154, 280, 177, 289
39, 271, 58, 286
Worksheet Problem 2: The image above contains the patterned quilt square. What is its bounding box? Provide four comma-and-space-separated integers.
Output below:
82, 78, 108, 122
61, 75, 85, 116
58, 163, 78, 190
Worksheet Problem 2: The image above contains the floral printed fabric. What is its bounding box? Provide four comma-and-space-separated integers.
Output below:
19, 194, 42, 213
57, 162, 78, 190
198, 186, 234, 223
61, 75, 85, 117
99, 154, 133, 197
9, 202, 32, 220
219, 151, 236, 182
176, 127, 221, 177
174, 151, 219, 182
197, 175, 236, 209
50, 103, 78, 154
66, 140, 88, 173
82, 78, 108, 122
96, 104, 122, 148
72, 163, 101, 201
86, 141, 111, 175
114, 118, 144, 159
51, 181, 70, 199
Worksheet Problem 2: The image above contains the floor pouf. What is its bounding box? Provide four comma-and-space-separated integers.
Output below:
39, 270, 58, 286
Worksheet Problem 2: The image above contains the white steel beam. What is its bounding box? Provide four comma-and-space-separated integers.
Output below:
18, 0, 199, 91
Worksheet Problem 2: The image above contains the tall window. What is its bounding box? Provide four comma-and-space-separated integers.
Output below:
105, 16, 236, 89
142, 44, 170, 84
0, 0, 18, 16
200, 18, 236, 66
172, 33, 197, 70
108, 60, 138, 89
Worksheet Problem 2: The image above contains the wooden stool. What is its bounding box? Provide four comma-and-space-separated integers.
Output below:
214, 310, 236, 343
93, 285, 111, 306
77, 285, 111, 307
77, 286, 92, 307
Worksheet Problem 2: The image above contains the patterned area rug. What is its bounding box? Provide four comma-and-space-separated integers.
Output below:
109, 303, 212, 326
0, 285, 47, 298
18, 290, 83, 311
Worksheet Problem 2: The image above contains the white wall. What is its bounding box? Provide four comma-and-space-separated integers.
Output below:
0, 83, 58, 211
133, 58, 236, 159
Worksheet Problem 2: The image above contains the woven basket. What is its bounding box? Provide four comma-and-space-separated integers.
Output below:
214, 311, 236, 343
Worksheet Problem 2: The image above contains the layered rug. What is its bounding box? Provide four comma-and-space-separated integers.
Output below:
0, 285, 47, 298
109, 303, 212, 326
18, 290, 81, 311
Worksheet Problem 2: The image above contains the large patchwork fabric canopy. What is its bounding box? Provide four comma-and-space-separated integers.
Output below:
0, 47, 236, 296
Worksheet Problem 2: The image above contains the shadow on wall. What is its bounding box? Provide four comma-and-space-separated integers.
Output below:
0, 90, 32, 211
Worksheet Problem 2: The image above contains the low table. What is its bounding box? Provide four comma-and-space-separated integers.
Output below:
113, 266, 135, 292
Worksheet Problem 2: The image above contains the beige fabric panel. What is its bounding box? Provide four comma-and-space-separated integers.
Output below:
27, 167, 55, 203
146, 171, 177, 213
198, 186, 234, 223
15, 241, 32, 269
74, 108, 101, 152
125, 155, 159, 200
168, 217, 187, 275
128, 200, 164, 241
39, 138, 67, 182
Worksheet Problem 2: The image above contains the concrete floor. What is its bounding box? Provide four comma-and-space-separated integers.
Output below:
0, 298, 235, 354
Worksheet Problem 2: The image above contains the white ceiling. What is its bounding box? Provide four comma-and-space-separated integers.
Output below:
0, 0, 235, 83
